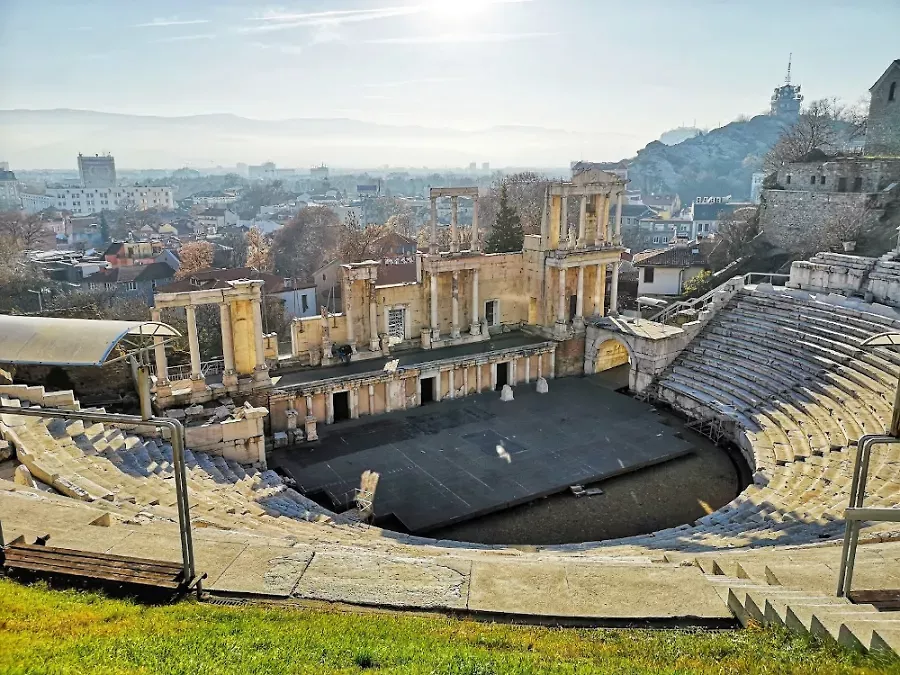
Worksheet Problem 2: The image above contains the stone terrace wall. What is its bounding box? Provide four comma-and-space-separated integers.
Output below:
760, 190, 873, 252
788, 250, 900, 309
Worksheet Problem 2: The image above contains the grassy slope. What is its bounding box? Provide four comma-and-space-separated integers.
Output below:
0, 579, 898, 675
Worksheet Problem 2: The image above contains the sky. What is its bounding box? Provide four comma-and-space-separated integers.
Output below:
0, 0, 898, 167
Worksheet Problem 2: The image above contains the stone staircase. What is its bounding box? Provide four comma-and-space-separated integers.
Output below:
694, 556, 900, 654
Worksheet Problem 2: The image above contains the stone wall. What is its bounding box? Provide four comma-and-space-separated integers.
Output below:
776, 158, 900, 194
760, 189, 873, 252
167, 402, 268, 467
787, 250, 900, 309
866, 64, 900, 156
554, 336, 585, 377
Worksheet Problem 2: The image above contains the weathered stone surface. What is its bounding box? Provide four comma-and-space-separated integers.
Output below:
536, 377, 549, 394
293, 551, 470, 609
211, 546, 313, 597
500, 384, 514, 401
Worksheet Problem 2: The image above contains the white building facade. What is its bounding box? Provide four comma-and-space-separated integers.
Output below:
48, 186, 175, 216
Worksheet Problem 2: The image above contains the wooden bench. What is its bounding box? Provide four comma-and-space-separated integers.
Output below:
1, 542, 186, 591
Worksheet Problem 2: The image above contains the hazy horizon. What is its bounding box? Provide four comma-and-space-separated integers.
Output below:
1, 0, 897, 168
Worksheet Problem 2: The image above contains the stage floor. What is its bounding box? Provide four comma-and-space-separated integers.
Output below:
273, 376, 693, 534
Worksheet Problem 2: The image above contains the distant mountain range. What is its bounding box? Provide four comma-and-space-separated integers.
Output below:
0, 109, 640, 170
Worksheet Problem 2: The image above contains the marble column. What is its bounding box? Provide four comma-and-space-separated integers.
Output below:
451, 270, 461, 339
577, 195, 587, 248
326, 392, 334, 424
430, 271, 439, 341
610, 261, 621, 317
350, 387, 360, 419
593, 194, 603, 246
344, 279, 355, 348
575, 264, 585, 321
524, 356, 530, 384
429, 196, 438, 254
556, 267, 567, 324
476, 364, 483, 392
368, 384, 375, 416
560, 195, 569, 249
510, 358, 518, 386
450, 196, 459, 253
463, 366, 469, 395
251, 298, 268, 378
219, 303, 238, 387
470, 268, 480, 335
305, 394, 314, 418
185, 305, 202, 380
368, 280, 379, 352
594, 263, 605, 316
471, 197, 479, 251
448, 368, 456, 400
615, 190, 624, 244
150, 309, 169, 384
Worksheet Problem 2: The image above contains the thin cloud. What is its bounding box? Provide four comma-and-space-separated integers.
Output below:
151, 33, 216, 44
239, 7, 417, 34
367, 32, 556, 45
136, 17, 211, 28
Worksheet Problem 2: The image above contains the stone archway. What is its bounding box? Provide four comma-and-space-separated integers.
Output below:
593, 338, 631, 373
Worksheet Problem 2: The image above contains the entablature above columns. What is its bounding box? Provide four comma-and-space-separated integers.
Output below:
342, 260, 380, 282
544, 247, 624, 269
422, 251, 494, 273
429, 187, 479, 199
548, 183, 625, 198
154, 279, 264, 309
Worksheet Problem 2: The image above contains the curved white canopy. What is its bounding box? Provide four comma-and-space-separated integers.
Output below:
861, 332, 900, 349
0, 315, 180, 367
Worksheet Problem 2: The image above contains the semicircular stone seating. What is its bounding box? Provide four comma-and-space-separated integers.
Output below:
1, 286, 899, 559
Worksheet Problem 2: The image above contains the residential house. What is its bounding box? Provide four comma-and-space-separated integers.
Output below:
633, 240, 716, 296
373, 231, 419, 286
0, 169, 20, 210
81, 261, 176, 303
157, 267, 317, 320
690, 198, 754, 239
103, 240, 181, 272
641, 194, 681, 219
195, 208, 238, 236
634, 216, 691, 249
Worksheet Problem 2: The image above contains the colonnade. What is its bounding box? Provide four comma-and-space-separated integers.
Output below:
427, 267, 482, 341
554, 260, 620, 328
429, 187, 480, 255
550, 189, 624, 249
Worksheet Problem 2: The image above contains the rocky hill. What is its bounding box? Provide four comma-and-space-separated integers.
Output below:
625, 114, 788, 203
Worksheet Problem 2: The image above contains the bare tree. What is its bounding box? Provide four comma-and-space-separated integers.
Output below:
337, 211, 387, 263
384, 206, 416, 238
0, 212, 51, 249
245, 226, 272, 272
271, 206, 338, 278
764, 98, 844, 172
175, 241, 215, 279
710, 206, 761, 270
479, 172, 549, 237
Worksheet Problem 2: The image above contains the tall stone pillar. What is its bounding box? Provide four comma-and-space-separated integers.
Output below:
560, 195, 569, 249
470, 268, 481, 335
450, 196, 459, 253
219, 302, 238, 387
610, 261, 621, 317
577, 195, 587, 248
593, 194, 604, 246
429, 196, 438, 255
575, 264, 585, 321
150, 309, 169, 385
430, 271, 439, 340
615, 190, 624, 244
185, 305, 202, 381
251, 298, 268, 380
451, 270, 460, 339
471, 197, 480, 251
556, 267, 567, 325
368, 280, 379, 352
344, 278, 355, 349
594, 263, 605, 316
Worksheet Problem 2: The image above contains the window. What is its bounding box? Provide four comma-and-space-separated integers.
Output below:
644, 267, 655, 283
853, 176, 863, 192
104, 283, 114, 290
810, 175, 816, 185
820, 176, 826, 185
388, 307, 405, 340
301, 294, 309, 312
786, 174, 791, 185
484, 300, 499, 327
838, 177, 848, 192
652, 236, 661, 244
890, 82, 896, 102
125, 281, 137, 291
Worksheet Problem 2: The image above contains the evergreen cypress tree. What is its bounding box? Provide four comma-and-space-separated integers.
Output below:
484, 184, 524, 253
99, 212, 110, 243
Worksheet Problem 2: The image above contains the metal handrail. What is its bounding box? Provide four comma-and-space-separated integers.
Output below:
0, 405, 195, 584
836, 434, 900, 597
167, 358, 225, 382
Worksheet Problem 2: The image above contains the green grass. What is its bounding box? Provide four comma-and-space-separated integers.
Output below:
0, 579, 898, 674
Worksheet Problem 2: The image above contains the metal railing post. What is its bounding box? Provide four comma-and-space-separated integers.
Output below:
0, 406, 195, 583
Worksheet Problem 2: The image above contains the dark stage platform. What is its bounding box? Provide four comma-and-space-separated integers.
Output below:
272, 376, 693, 534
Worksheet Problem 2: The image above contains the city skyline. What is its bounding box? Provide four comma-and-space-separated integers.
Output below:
1, 0, 897, 167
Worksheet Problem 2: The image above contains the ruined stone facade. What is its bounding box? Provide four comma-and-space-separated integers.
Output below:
865, 59, 900, 157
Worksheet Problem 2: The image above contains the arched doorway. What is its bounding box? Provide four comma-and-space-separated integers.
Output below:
593, 338, 630, 373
